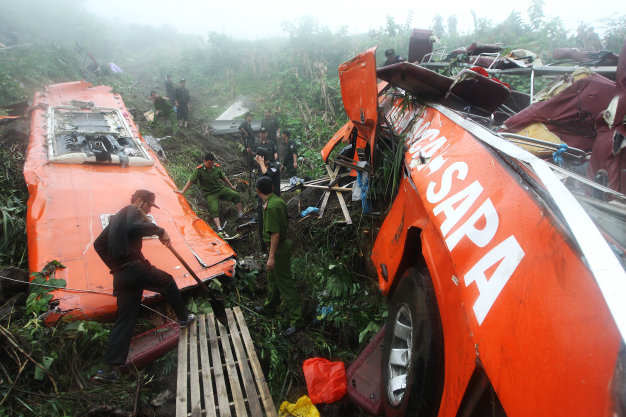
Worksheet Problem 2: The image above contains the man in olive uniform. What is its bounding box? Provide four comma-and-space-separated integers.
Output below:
255, 149, 281, 252
150, 91, 178, 134
255, 176, 302, 337
239, 112, 255, 169
257, 127, 278, 162
281, 130, 298, 179
175, 153, 243, 237
261, 109, 279, 146
174, 79, 190, 128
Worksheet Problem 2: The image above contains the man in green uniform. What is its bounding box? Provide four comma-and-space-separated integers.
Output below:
254, 148, 280, 252
255, 176, 302, 337
150, 91, 178, 134
175, 153, 243, 237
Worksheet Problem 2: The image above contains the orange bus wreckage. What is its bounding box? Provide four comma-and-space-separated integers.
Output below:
24, 81, 236, 325
327, 46, 626, 416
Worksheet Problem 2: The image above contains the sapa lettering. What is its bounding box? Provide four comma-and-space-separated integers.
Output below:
426, 161, 468, 204
433, 180, 483, 236
446, 199, 499, 251
464, 236, 525, 325
409, 128, 440, 154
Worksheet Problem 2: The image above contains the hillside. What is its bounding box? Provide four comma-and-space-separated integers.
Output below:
0, 1, 624, 416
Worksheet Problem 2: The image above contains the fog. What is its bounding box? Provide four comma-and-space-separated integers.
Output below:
82, 0, 621, 39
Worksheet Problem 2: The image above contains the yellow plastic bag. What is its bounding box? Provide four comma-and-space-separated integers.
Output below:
278, 395, 320, 417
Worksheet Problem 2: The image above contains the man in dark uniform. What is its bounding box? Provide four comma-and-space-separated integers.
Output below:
175, 153, 243, 238
174, 79, 190, 128
239, 112, 256, 169
383, 48, 405, 66
281, 130, 298, 179
255, 176, 302, 337
257, 127, 278, 162
254, 149, 280, 252
165, 75, 176, 106
150, 91, 178, 134
94, 189, 194, 381
261, 109, 279, 146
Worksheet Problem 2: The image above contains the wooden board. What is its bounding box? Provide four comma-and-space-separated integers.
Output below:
176, 308, 277, 417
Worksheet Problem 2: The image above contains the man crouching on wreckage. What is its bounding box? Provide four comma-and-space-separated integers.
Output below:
93, 189, 195, 382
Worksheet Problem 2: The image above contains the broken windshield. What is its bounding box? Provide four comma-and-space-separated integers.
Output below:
48, 106, 153, 166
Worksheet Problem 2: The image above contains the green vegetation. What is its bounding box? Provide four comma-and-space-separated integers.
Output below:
0, 1, 623, 415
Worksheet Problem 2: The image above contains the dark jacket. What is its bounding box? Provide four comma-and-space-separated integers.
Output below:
94, 205, 165, 270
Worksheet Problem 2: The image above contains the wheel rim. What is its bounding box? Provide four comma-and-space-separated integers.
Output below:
386, 303, 413, 406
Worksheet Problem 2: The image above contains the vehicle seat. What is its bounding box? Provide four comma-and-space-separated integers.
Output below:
447, 68, 511, 114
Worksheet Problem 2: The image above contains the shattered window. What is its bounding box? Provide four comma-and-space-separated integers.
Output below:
48, 106, 153, 167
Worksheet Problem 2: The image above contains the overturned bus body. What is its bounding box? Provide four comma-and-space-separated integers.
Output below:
24, 81, 236, 325
326, 44, 626, 416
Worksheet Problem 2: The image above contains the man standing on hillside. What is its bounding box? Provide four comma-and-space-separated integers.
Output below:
150, 91, 178, 134
261, 108, 279, 146
175, 153, 243, 238
93, 189, 195, 381
175, 79, 190, 128
255, 148, 281, 252
254, 176, 302, 337
257, 127, 278, 162
165, 75, 176, 106
281, 130, 298, 179
383, 48, 405, 66
239, 112, 256, 169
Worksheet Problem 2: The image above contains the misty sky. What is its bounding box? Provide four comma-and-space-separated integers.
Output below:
83, 0, 622, 40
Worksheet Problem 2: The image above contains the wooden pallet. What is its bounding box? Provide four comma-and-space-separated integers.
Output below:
176, 307, 277, 417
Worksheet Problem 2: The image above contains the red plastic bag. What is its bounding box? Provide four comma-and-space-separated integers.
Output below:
302, 358, 347, 404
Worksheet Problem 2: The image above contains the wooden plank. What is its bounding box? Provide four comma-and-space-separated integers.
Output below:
225, 309, 263, 417
217, 316, 248, 417
208, 313, 231, 417
318, 190, 332, 217
198, 315, 217, 417
188, 319, 201, 417
175, 325, 188, 417
336, 191, 353, 225
233, 307, 278, 416
303, 183, 352, 192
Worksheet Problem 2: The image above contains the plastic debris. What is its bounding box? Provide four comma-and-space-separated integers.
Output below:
303, 358, 347, 404
300, 206, 320, 217
279, 395, 320, 417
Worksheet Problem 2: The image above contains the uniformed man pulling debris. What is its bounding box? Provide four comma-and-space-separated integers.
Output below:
254, 176, 302, 337
93, 189, 195, 382
175, 152, 243, 238
150, 91, 178, 134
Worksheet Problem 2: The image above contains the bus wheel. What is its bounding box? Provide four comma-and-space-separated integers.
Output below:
381, 268, 444, 417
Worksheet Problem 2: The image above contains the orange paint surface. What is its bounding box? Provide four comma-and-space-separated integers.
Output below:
370, 102, 620, 416
24, 81, 236, 325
